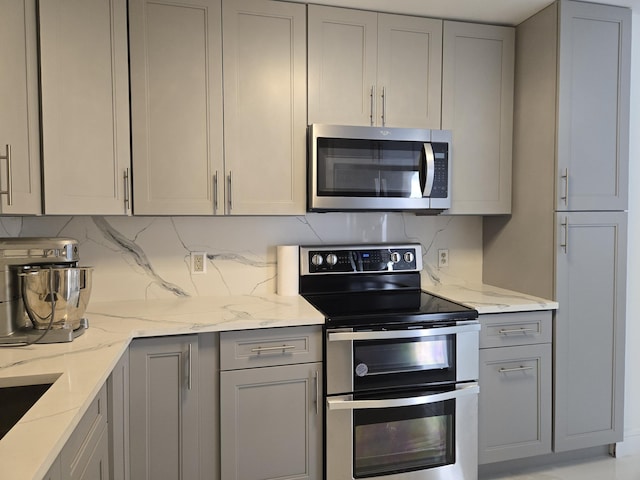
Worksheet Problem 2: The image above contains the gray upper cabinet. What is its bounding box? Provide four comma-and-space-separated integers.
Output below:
556, 1, 630, 211
0, 0, 41, 215
308, 5, 442, 129
38, 0, 131, 215
442, 21, 514, 215
222, 0, 307, 215
129, 0, 224, 215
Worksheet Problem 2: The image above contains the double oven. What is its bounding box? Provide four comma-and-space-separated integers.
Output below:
300, 244, 479, 480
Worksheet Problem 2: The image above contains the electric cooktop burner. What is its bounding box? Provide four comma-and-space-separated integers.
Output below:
302, 289, 477, 327
298, 244, 478, 328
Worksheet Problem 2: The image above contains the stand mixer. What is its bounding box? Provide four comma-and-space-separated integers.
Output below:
0, 237, 92, 345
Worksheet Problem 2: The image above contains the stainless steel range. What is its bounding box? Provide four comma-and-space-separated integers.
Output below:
299, 243, 480, 480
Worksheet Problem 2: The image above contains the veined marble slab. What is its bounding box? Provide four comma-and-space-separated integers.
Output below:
426, 283, 558, 314
0, 294, 322, 480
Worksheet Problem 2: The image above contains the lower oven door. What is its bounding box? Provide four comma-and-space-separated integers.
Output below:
326, 383, 479, 480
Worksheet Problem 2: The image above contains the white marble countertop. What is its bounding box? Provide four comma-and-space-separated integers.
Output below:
0, 285, 555, 480
425, 283, 559, 314
0, 294, 323, 480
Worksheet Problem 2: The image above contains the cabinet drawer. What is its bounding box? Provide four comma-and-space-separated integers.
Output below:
60, 383, 108, 476
479, 311, 552, 348
220, 326, 322, 370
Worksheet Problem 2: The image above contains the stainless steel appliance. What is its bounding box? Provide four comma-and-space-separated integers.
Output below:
0, 237, 92, 345
308, 124, 452, 212
300, 244, 479, 480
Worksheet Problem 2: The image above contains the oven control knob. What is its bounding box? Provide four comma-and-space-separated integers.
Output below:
311, 254, 324, 266
326, 253, 338, 266
390, 252, 401, 263
403, 252, 415, 263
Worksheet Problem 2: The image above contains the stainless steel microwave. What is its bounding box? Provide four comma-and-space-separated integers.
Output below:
308, 124, 452, 212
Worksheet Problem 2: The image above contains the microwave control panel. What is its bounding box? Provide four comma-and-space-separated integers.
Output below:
430, 142, 448, 199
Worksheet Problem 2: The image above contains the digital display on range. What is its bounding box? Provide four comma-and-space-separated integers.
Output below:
307, 247, 417, 273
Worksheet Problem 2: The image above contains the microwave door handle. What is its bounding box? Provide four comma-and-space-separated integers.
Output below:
422, 143, 435, 196
327, 383, 479, 411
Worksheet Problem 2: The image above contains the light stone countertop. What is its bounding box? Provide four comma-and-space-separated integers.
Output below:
0, 285, 556, 480
425, 283, 559, 314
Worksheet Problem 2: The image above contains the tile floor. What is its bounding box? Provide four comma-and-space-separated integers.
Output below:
480, 452, 640, 479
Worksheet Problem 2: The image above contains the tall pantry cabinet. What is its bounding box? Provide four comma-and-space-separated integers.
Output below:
483, 0, 630, 454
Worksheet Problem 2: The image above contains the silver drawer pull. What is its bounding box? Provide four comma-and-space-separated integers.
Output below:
499, 366, 534, 374
498, 328, 536, 335
250, 344, 296, 354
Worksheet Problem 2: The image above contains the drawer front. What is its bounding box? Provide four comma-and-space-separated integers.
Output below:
480, 311, 552, 348
220, 326, 322, 370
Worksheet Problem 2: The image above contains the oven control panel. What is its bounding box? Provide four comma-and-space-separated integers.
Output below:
300, 244, 422, 274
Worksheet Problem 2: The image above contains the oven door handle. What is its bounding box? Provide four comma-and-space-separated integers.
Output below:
327, 383, 479, 411
327, 323, 480, 342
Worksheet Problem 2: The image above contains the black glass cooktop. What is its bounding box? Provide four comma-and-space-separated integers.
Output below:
302, 289, 478, 327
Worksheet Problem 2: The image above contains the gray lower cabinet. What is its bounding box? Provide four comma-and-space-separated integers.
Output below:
44, 383, 110, 480
128, 333, 219, 480
478, 311, 552, 464
220, 326, 323, 480
108, 349, 129, 480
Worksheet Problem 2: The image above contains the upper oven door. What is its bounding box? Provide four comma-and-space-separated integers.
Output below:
326, 322, 480, 395
308, 124, 451, 211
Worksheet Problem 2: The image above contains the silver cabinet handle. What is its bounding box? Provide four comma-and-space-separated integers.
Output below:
314, 370, 320, 416
227, 171, 232, 213
0, 144, 13, 206
187, 343, 193, 390
250, 344, 296, 354
561, 168, 569, 206
381, 86, 386, 126
561, 217, 569, 254
369, 85, 375, 126
213, 171, 218, 214
328, 323, 480, 342
123, 168, 130, 212
327, 383, 479, 411
499, 327, 536, 335
499, 365, 534, 374
422, 143, 435, 197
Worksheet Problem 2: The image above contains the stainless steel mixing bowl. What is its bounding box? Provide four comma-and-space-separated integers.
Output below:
19, 267, 93, 330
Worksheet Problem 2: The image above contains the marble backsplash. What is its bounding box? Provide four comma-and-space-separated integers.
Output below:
0, 213, 483, 302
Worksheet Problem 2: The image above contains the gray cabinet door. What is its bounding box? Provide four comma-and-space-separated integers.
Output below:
129, 335, 200, 480
220, 362, 323, 480
554, 211, 627, 451
479, 344, 552, 464
556, 1, 630, 212
0, 0, 41, 214
38, 0, 131, 215
129, 0, 224, 215
442, 21, 514, 215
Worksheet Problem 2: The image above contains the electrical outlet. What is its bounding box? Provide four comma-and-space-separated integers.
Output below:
191, 252, 207, 274
438, 249, 449, 268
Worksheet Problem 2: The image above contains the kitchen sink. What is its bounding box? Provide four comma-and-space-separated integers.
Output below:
0, 374, 60, 440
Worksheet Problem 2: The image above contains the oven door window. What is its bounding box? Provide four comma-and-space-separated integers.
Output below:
317, 138, 425, 198
353, 335, 454, 391
353, 390, 455, 478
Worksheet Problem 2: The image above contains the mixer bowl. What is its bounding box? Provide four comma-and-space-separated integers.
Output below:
19, 267, 93, 330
